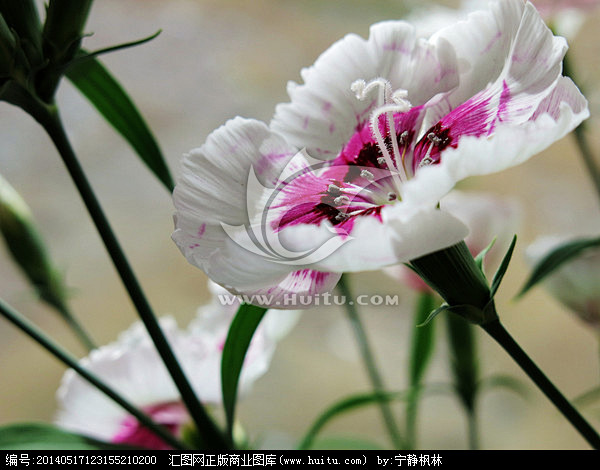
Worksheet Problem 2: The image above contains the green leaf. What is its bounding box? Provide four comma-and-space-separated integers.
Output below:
474, 237, 496, 274
416, 303, 450, 327
65, 56, 174, 192
478, 374, 529, 400
518, 236, 600, 298
0, 423, 131, 450
221, 303, 267, 442
409, 292, 437, 386
67, 31, 161, 69
298, 391, 408, 450
445, 314, 478, 411
490, 234, 517, 298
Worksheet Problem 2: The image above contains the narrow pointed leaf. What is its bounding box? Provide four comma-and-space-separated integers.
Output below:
518, 236, 600, 297
67, 31, 161, 68
409, 292, 437, 386
298, 391, 408, 450
0, 423, 131, 450
490, 235, 517, 298
479, 374, 529, 400
221, 303, 267, 441
445, 314, 479, 411
417, 303, 450, 327
474, 237, 496, 273
65, 56, 174, 191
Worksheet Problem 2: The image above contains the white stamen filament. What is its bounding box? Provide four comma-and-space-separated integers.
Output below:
351, 78, 412, 193
327, 184, 342, 195
360, 169, 388, 193
333, 195, 351, 206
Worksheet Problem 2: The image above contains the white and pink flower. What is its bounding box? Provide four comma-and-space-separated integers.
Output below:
54, 288, 299, 449
172, 0, 588, 307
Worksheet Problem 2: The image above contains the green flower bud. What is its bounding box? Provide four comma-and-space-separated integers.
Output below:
38, 0, 93, 101
409, 241, 499, 326
0, 0, 43, 70
0, 174, 68, 313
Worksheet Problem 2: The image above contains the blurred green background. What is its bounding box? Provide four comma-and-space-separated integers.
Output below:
0, 0, 599, 449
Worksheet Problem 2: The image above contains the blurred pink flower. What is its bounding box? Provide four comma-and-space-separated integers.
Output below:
54, 285, 299, 449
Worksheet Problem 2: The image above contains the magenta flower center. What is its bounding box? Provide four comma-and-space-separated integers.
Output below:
112, 401, 188, 450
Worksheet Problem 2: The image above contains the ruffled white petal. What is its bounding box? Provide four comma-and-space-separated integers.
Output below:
173, 117, 313, 296
277, 203, 468, 272
54, 317, 200, 441
403, 87, 589, 208
271, 21, 459, 158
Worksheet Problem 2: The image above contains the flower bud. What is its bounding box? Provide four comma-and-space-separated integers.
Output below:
0, 174, 68, 313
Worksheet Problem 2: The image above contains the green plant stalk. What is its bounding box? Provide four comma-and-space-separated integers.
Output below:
0, 297, 186, 450
411, 241, 600, 449
26, 99, 228, 450
482, 319, 600, 448
562, 52, 600, 205
337, 275, 405, 449
405, 291, 435, 449
56, 303, 96, 351
445, 313, 480, 450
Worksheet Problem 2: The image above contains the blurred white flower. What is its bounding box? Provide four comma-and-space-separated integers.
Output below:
54, 283, 300, 449
386, 190, 521, 292
526, 235, 600, 331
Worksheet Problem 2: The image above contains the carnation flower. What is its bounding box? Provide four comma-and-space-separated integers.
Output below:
54, 289, 299, 449
172, 0, 587, 307
526, 236, 600, 331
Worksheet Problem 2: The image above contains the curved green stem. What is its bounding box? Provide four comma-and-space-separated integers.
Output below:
405, 291, 436, 449
0, 297, 186, 450
337, 275, 405, 449
482, 319, 600, 449
26, 100, 228, 450
562, 52, 600, 206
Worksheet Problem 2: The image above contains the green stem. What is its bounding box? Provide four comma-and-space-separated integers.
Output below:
573, 385, 600, 408
482, 319, 600, 449
405, 291, 436, 449
467, 407, 479, 450
337, 274, 405, 449
445, 313, 480, 449
59, 304, 97, 351
29, 102, 228, 450
0, 297, 186, 450
562, 52, 600, 205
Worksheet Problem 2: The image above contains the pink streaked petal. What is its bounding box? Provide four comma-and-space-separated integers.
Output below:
240, 269, 342, 309
531, 76, 588, 121
271, 21, 459, 159
112, 402, 187, 450
278, 205, 468, 272
403, 97, 589, 208
435, 0, 567, 116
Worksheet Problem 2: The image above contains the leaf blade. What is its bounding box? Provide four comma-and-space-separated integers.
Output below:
0, 423, 131, 450
518, 236, 600, 297
221, 303, 267, 442
65, 56, 174, 191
